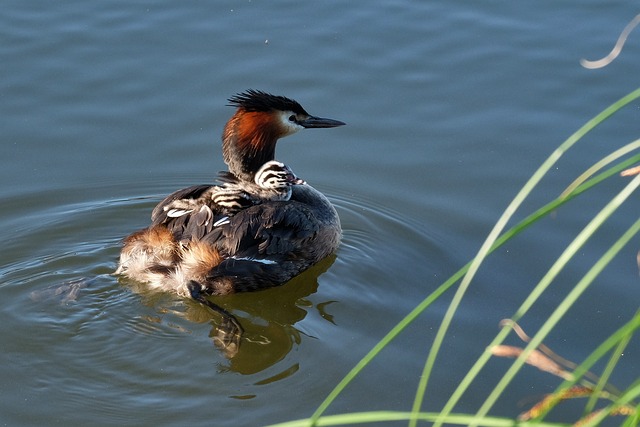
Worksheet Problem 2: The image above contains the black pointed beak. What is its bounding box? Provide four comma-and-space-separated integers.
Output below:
299, 116, 346, 129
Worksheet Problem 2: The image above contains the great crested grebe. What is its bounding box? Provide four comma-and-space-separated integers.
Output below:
116, 90, 345, 301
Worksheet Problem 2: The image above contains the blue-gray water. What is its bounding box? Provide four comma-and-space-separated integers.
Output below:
2, 2, 639, 426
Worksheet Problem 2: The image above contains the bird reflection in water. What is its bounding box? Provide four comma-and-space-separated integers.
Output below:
189, 254, 337, 375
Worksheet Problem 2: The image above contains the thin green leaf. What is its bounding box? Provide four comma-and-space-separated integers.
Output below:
583, 328, 633, 414
560, 138, 640, 199
266, 410, 567, 427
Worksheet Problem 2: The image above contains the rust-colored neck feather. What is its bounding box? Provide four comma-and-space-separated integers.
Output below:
222, 110, 283, 182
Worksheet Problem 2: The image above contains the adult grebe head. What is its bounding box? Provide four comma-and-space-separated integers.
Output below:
222, 89, 345, 182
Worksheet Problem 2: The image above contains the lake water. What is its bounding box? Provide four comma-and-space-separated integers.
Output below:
2, 2, 639, 426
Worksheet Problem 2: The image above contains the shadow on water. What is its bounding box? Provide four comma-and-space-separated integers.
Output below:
121, 253, 337, 377
204, 255, 336, 376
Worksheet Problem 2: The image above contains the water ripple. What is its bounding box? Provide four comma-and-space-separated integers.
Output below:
0, 179, 452, 425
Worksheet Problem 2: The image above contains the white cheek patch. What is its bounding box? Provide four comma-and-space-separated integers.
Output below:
277, 110, 303, 135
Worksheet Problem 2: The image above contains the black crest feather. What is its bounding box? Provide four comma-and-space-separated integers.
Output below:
227, 90, 308, 115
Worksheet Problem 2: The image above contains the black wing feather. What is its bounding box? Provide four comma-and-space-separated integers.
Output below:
151, 184, 222, 241
151, 184, 213, 223
208, 201, 318, 259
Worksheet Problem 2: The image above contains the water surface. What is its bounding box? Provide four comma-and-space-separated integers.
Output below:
2, 2, 639, 426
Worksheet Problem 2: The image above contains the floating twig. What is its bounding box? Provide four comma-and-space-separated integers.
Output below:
491, 344, 574, 380
581, 14, 640, 69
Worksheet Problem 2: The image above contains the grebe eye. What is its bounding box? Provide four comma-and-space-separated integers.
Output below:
288, 115, 296, 122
